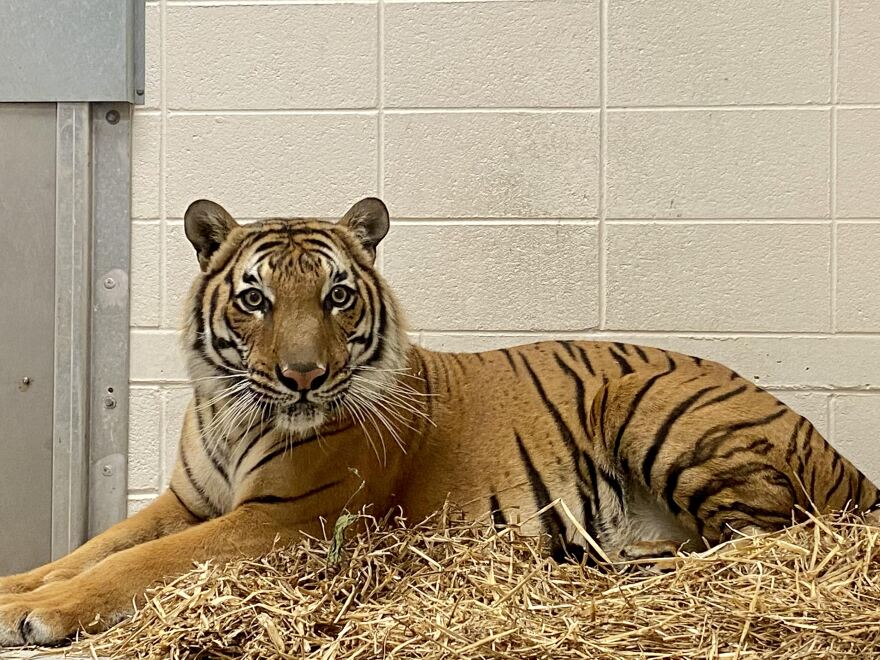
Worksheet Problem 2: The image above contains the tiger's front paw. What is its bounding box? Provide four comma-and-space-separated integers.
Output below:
0, 572, 47, 596
0, 582, 128, 646
0, 568, 80, 596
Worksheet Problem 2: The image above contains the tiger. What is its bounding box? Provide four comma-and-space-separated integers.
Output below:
1, 196, 877, 646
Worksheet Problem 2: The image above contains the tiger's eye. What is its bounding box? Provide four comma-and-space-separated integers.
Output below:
241, 289, 265, 311
328, 285, 353, 309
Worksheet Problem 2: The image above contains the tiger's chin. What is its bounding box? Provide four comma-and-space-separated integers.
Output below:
274, 402, 328, 436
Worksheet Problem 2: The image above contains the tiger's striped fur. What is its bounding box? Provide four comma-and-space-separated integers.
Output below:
1, 197, 877, 645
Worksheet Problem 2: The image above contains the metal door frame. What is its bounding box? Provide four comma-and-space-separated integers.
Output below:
52, 103, 133, 556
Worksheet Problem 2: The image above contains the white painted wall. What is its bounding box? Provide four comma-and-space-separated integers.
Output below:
128, 0, 880, 513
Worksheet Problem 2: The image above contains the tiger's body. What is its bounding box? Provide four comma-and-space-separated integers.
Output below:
1, 197, 877, 646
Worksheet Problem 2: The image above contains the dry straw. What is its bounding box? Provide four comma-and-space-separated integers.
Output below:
63, 506, 880, 659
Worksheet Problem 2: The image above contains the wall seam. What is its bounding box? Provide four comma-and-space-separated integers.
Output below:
597, 0, 607, 329
830, 0, 840, 334
377, 0, 386, 275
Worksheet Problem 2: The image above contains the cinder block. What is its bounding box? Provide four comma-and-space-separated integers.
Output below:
838, 0, 880, 102
165, 115, 377, 218
166, 4, 377, 109
605, 222, 831, 332
384, 112, 599, 218
130, 222, 161, 327
836, 222, 880, 330
385, 0, 598, 107
836, 110, 880, 218
128, 387, 161, 491
608, 0, 830, 105
384, 222, 598, 330
130, 330, 187, 382
606, 110, 830, 218
132, 113, 161, 219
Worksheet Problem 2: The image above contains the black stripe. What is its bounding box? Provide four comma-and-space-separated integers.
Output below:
550, 350, 601, 539
599, 467, 625, 507
704, 501, 791, 528
642, 385, 718, 487
556, 341, 580, 364
690, 383, 749, 413
692, 356, 704, 367
609, 346, 634, 375
169, 485, 208, 522
574, 345, 596, 377
191, 277, 210, 352
595, 385, 610, 442
632, 344, 649, 362
234, 424, 274, 473
552, 352, 588, 440
854, 471, 865, 508
714, 437, 773, 460
663, 406, 788, 513
515, 432, 583, 562
614, 342, 630, 356
784, 417, 808, 464
180, 446, 221, 518
245, 434, 320, 477
238, 480, 343, 508
822, 451, 844, 507
687, 464, 793, 521
613, 356, 677, 456
489, 494, 508, 531
194, 396, 230, 485
520, 355, 581, 468
499, 348, 520, 374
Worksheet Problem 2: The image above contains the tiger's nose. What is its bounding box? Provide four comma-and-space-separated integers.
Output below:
277, 363, 327, 392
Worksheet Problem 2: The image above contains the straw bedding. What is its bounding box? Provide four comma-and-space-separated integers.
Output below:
67, 506, 879, 659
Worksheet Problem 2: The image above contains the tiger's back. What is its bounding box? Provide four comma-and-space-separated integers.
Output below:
398, 339, 879, 560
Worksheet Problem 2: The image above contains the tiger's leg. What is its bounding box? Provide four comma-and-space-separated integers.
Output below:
584, 374, 697, 568
0, 500, 309, 646
0, 490, 198, 595
592, 364, 834, 550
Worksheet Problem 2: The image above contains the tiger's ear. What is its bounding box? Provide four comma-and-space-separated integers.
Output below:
184, 199, 239, 271
339, 197, 389, 261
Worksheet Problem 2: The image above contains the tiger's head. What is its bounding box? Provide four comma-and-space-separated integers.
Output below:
181, 197, 409, 436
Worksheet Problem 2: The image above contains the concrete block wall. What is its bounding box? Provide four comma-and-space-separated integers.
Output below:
128, 0, 880, 513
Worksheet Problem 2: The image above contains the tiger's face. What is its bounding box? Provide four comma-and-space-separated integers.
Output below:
182, 197, 408, 436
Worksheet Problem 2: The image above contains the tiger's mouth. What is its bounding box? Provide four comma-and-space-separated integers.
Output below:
274, 399, 327, 434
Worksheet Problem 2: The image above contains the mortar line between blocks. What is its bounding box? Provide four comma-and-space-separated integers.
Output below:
159, 0, 169, 329
598, 0, 608, 330
830, 0, 840, 334
377, 0, 386, 274
163, 104, 880, 115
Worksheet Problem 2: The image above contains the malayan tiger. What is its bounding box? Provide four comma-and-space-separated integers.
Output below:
1, 197, 878, 646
